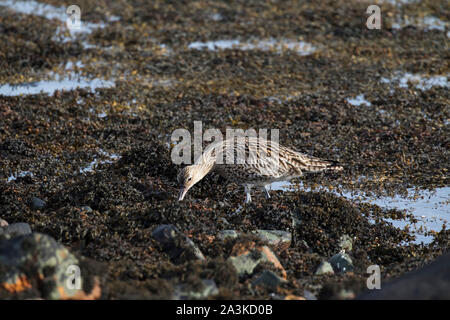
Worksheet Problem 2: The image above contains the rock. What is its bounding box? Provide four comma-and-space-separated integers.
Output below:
30, 197, 46, 210
228, 254, 261, 277
338, 234, 353, 252
0, 219, 8, 227
173, 279, 219, 300
303, 290, 317, 300
217, 230, 239, 240
329, 252, 354, 273
252, 270, 286, 290
228, 243, 286, 279
253, 230, 292, 253
315, 261, 335, 275
357, 252, 450, 300
152, 224, 205, 263
0, 233, 100, 299
80, 206, 93, 213
0, 223, 32, 238
259, 246, 287, 279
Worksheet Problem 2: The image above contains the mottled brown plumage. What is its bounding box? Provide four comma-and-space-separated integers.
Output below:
178, 137, 342, 203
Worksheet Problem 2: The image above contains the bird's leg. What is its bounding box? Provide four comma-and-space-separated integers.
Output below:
244, 185, 252, 204
262, 185, 271, 199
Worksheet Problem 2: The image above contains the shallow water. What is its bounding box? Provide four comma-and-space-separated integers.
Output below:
381, 72, 449, 91
347, 94, 372, 107
392, 15, 448, 33
269, 181, 449, 244
188, 39, 317, 55
0, 74, 115, 96
7, 170, 34, 182
0, 0, 117, 35
78, 149, 121, 174
0, 0, 120, 50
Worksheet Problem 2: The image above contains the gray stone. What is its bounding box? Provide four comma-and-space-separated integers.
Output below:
152, 224, 205, 263
253, 230, 292, 252
228, 254, 260, 277
0, 233, 81, 299
30, 197, 46, 210
252, 270, 286, 290
228, 245, 285, 278
81, 206, 93, 213
217, 230, 239, 240
329, 252, 354, 273
338, 234, 353, 252
0, 222, 32, 238
173, 279, 219, 300
0, 218, 8, 227
357, 252, 450, 300
315, 261, 335, 275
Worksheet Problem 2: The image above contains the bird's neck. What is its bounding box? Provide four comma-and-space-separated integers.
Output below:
190, 162, 213, 183
192, 149, 216, 180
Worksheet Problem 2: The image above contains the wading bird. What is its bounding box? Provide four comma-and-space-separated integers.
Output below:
177, 137, 342, 203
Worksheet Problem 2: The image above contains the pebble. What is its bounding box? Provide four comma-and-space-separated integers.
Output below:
216, 229, 292, 253
315, 261, 335, 275
81, 206, 93, 213
228, 243, 287, 278
152, 224, 205, 263
30, 197, 46, 210
252, 230, 292, 253
252, 270, 286, 290
338, 234, 353, 252
0, 218, 8, 227
329, 252, 354, 273
303, 290, 317, 300
173, 279, 219, 300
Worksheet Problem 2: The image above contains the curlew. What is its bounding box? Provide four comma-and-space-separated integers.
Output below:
177, 137, 343, 203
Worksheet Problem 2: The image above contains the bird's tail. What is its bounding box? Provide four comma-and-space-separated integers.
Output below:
302, 157, 343, 173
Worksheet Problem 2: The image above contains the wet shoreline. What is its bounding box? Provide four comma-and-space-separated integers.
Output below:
0, 0, 448, 299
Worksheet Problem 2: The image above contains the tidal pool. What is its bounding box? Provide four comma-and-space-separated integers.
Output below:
381, 72, 449, 91
269, 181, 449, 245
346, 94, 372, 107
0, 74, 115, 96
78, 149, 121, 174
188, 39, 317, 56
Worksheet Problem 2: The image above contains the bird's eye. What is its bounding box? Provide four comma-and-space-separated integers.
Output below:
187, 177, 192, 181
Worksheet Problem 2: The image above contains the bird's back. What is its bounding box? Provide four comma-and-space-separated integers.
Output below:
196, 137, 342, 185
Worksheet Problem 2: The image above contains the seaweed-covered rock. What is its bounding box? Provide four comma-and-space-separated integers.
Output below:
0, 222, 32, 238
152, 224, 205, 263
0, 219, 7, 227
0, 233, 99, 299
338, 234, 353, 252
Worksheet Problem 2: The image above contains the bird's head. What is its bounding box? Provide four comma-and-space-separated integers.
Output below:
177, 165, 203, 201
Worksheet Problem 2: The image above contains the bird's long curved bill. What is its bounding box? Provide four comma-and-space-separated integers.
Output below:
178, 188, 187, 201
